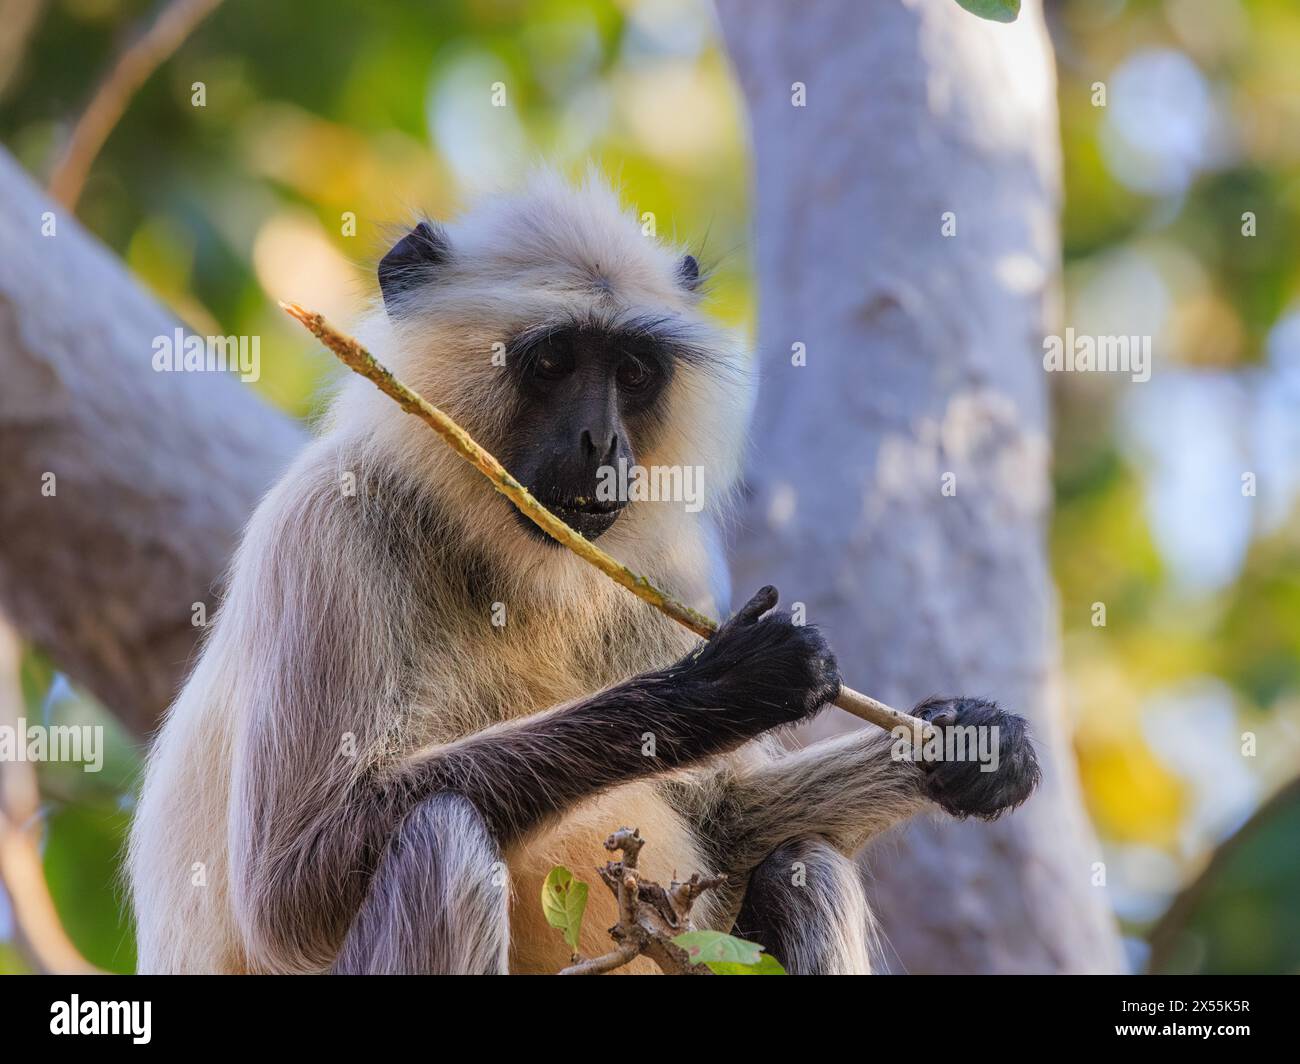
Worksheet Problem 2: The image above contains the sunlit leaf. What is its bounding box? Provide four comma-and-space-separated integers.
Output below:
672, 930, 785, 973
541, 866, 589, 951
703, 953, 788, 975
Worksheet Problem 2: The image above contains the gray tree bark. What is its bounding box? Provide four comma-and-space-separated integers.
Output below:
0, 148, 302, 738
713, 0, 1124, 972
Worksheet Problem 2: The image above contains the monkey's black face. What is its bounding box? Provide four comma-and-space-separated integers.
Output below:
500, 319, 676, 542
376, 221, 709, 543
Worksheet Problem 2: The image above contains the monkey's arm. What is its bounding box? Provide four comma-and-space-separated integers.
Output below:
721, 726, 929, 872
387, 586, 840, 846
688, 698, 1041, 879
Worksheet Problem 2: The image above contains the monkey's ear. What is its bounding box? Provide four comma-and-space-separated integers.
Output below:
378, 221, 451, 314
677, 254, 701, 293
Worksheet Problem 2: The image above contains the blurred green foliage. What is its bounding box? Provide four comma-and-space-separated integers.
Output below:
1, 0, 1297, 974
1051, 0, 1300, 970
1148, 782, 1300, 973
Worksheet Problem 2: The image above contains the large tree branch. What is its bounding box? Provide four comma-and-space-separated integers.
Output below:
713, 0, 1123, 972
0, 148, 303, 738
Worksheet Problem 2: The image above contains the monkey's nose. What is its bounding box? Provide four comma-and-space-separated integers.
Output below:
580, 428, 619, 463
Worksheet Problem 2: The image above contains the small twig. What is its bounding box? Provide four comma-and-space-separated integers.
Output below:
281, 302, 934, 743
668, 872, 728, 919
607, 826, 644, 870
559, 828, 714, 976
559, 940, 642, 976
48, 0, 225, 209
0, 0, 47, 100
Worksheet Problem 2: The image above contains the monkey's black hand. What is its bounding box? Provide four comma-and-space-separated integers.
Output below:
671, 585, 841, 732
910, 697, 1041, 820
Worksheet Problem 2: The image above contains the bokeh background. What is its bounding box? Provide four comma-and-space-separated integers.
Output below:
0, 0, 1297, 974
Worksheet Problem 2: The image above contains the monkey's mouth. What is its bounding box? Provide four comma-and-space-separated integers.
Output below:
523, 494, 626, 541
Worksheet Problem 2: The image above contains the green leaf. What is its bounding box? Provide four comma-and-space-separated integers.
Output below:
541, 866, 589, 952
673, 929, 762, 965
672, 930, 786, 973
704, 953, 788, 975
954, 0, 1020, 23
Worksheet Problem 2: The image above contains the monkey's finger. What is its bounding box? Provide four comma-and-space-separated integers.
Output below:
915, 700, 959, 729
728, 585, 779, 629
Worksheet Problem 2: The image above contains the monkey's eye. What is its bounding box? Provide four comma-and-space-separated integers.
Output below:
617, 357, 656, 393
531, 347, 573, 381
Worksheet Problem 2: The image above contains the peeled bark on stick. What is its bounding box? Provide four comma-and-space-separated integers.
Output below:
713, 0, 1123, 972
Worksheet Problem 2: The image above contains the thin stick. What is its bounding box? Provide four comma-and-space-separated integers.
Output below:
48, 0, 225, 210
559, 940, 641, 976
280, 302, 932, 741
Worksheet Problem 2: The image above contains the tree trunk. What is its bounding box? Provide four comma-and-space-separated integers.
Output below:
714, 0, 1123, 972
0, 148, 303, 738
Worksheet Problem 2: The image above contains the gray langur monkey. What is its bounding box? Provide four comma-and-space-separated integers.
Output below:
127, 169, 1039, 975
